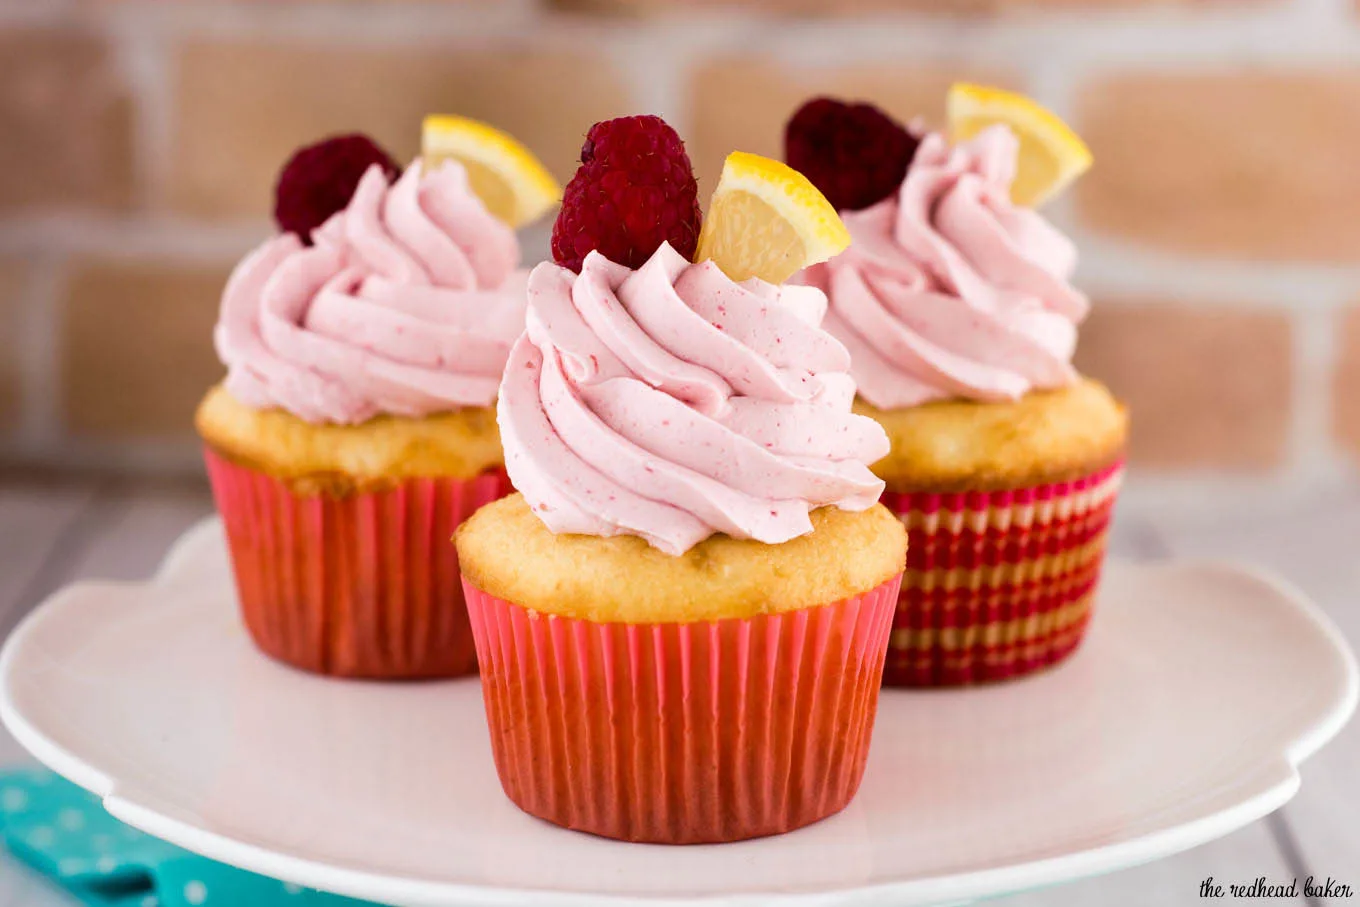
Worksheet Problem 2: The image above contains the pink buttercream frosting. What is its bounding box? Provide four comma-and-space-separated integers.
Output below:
498, 243, 889, 555
803, 125, 1088, 409
215, 159, 527, 424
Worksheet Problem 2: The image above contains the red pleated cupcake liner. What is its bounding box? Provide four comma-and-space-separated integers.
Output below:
204, 448, 513, 679
879, 460, 1124, 687
463, 575, 902, 844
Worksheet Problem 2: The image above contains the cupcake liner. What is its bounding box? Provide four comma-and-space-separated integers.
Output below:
879, 460, 1124, 687
204, 448, 513, 679
463, 575, 902, 844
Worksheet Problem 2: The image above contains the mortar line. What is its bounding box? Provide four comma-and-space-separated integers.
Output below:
106, 15, 176, 213
15, 256, 64, 454
1289, 306, 1344, 479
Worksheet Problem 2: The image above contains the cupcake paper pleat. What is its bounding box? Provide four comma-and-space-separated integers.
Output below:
880, 461, 1123, 686
463, 577, 901, 844
205, 448, 513, 679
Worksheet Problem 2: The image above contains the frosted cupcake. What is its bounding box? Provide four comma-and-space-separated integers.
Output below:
456, 115, 906, 844
792, 88, 1128, 686
197, 121, 561, 679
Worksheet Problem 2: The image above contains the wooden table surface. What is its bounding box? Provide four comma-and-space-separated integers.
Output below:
0, 476, 1355, 907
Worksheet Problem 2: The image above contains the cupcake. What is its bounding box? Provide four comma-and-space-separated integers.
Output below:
455, 115, 907, 844
197, 121, 561, 679
790, 88, 1128, 686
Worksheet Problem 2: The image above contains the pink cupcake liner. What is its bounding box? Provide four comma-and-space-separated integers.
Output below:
463, 575, 902, 844
879, 460, 1124, 687
204, 448, 513, 679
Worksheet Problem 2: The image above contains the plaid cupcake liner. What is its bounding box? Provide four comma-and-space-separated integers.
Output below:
879, 460, 1124, 686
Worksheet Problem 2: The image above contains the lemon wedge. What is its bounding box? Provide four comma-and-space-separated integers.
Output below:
421, 115, 561, 228
946, 83, 1092, 207
695, 151, 851, 284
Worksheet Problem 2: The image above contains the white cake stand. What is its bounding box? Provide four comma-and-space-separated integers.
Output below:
0, 520, 1354, 907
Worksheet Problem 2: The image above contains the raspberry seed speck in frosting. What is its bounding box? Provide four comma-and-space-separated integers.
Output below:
216, 132, 536, 425
502, 115, 884, 555
800, 118, 1088, 409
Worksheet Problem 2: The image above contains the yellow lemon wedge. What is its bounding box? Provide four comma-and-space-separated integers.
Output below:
946, 83, 1093, 208
421, 115, 562, 228
695, 151, 851, 285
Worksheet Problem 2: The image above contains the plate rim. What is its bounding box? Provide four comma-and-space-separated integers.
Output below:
1, 519, 1356, 907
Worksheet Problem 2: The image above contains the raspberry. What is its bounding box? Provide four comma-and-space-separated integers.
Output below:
784, 98, 919, 212
551, 115, 702, 272
274, 133, 400, 243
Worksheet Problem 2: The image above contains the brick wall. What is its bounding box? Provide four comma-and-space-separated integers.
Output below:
1, 0, 1358, 488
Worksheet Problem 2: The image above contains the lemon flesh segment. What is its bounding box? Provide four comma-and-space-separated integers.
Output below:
455, 158, 519, 226
946, 83, 1093, 208
696, 151, 850, 285
702, 190, 807, 285
421, 114, 562, 228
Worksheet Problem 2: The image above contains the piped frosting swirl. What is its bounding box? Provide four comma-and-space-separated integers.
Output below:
215, 160, 526, 424
498, 242, 889, 555
805, 125, 1088, 409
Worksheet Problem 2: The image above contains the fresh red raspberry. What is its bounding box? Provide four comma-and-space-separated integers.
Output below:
784, 98, 919, 212
274, 133, 400, 243
551, 115, 702, 273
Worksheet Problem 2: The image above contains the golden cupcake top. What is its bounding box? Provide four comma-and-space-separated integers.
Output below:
456, 494, 906, 623
860, 377, 1127, 492
196, 384, 504, 493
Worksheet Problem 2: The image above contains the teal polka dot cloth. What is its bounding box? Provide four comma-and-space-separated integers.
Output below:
0, 768, 378, 907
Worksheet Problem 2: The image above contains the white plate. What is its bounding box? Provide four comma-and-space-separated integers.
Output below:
0, 520, 1355, 907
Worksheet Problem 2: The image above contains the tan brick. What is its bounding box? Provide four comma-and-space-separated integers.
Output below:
1074, 301, 1292, 470
1077, 72, 1360, 263
1333, 306, 1360, 461
0, 29, 136, 212
61, 260, 230, 439
169, 42, 630, 220
687, 59, 1018, 194
0, 262, 27, 431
